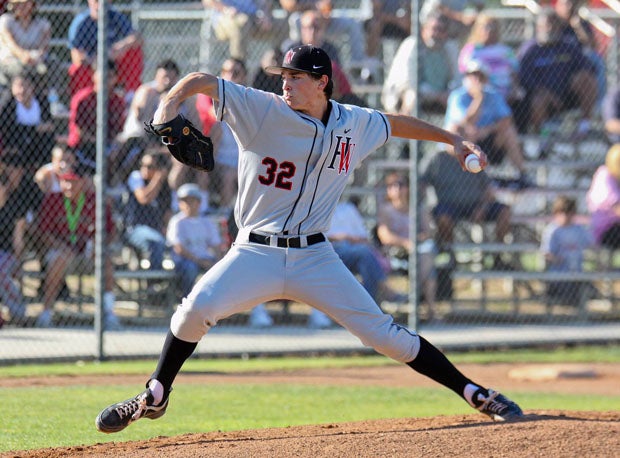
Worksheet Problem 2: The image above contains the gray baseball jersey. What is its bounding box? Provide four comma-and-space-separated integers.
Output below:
170, 79, 421, 363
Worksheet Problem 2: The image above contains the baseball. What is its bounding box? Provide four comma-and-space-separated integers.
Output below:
465, 154, 482, 173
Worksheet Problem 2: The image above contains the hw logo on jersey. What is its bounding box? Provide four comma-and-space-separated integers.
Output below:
327, 135, 356, 175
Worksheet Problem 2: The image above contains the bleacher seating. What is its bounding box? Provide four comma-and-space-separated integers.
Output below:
24, 1, 620, 324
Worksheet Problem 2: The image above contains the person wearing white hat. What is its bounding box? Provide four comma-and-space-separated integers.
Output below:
166, 183, 225, 297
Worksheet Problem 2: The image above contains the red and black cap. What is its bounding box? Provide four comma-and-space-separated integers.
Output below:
265, 44, 332, 80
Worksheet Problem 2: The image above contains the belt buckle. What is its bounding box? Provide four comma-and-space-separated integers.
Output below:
286, 237, 292, 248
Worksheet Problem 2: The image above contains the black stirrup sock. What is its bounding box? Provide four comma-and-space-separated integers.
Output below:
150, 330, 198, 395
406, 336, 473, 398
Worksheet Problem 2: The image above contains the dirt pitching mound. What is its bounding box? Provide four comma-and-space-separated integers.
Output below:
8, 410, 620, 458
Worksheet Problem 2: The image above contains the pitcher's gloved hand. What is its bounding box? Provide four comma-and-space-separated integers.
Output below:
145, 114, 214, 172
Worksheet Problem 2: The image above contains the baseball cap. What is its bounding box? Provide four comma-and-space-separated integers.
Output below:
58, 171, 82, 181
464, 60, 490, 77
177, 183, 202, 201
265, 45, 332, 80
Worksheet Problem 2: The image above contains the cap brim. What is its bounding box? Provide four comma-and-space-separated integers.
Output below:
265, 65, 320, 77
264, 65, 286, 76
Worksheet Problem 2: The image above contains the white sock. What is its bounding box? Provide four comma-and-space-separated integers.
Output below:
464, 383, 483, 407
103, 292, 115, 314
148, 379, 165, 405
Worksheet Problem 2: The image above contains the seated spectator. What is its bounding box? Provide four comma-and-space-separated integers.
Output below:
195, 57, 247, 209
364, 0, 411, 58
114, 59, 200, 187
34, 143, 77, 194
327, 199, 407, 307
0, 0, 50, 97
166, 183, 224, 298
376, 172, 437, 316
458, 13, 522, 104
541, 195, 596, 306
67, 0, 143, 99
34, 169, 119, 328
281, 8, 341, 65
382, 12, 458, 115
202, 0, 288, 62
0, 71, 55, 170
124, 151, 172, 270
421, 150, 513, 269
603, 85, 620, 144
554, 0, 606, 104
251, 47, 284, 95
420, 0, 483, 44
282, 0, 370, 65
517, 8, 597, 134
587, 144, 620, 250
67, 60, 126, 176
0, 152, 41, 325
445, 60, 530, 187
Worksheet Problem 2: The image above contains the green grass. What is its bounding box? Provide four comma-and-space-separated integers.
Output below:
2, 344, 619, 378
1, 345, 619, 453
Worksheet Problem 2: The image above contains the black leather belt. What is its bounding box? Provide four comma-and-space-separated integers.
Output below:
249, 232, 326, 248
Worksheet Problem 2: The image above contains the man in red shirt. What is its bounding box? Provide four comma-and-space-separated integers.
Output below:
35, 170, 119, 328
67, 60, 126, 175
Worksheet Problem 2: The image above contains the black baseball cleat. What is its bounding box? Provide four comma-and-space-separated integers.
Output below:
472, 388, 523, 421
95, 388, 169, 433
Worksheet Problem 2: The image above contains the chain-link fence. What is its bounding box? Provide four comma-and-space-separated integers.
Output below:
1, 0, 620, 363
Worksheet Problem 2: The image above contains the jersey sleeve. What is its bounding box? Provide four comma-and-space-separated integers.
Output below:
346, 105, 390, 155
214, 79, 278, 147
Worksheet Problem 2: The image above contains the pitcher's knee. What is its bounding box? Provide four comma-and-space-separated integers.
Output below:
356, 319, 421, 363
170, 296, 216, 343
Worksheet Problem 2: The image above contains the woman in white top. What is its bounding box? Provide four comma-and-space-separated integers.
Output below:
0, 0, 50, 94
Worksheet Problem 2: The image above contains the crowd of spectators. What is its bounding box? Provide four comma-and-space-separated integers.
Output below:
0, 0, 618, 329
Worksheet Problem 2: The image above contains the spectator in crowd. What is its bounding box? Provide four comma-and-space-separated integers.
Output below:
444, 60, 531, 187
327, 199, 407, 307
35, 169, 119, 328
282, 8, 341, 65
0, 0, 50, 97
0, 152, 40, 326
0, 71, 55, 170
281, 0, 370, 64
517, 8, 597, 135
115, 59, 200, 187
554, 0, 606, 106
421, 150, 513, 269
202, 0, 287, 62
251, 47, 284, 95
364, 0, 411, 58
587, 144, 620, 250
67, 0, 143, 99
382, 12, 458, 115
124, 151, 172, 271
166, 183, 224, 298
602, 85, 620, 144
376, 172, 437, 318
420, 0, 483, 44
34, 143, 77, 194
66, 60, 126, 176
458, 14, 521, 104
541, 195, 595, 306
